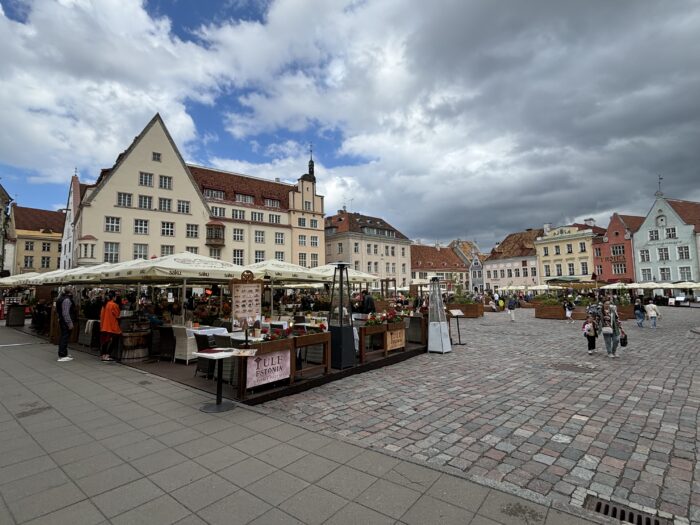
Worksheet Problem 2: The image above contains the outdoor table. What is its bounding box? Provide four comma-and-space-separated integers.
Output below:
229, 332, 265, 343
186, 326, 229, 337
192, 350, 236, 412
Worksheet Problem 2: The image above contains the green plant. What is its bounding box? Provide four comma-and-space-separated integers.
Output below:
538, 297, 562, 306
364, 314, 384, 326
450, 295, 474, 304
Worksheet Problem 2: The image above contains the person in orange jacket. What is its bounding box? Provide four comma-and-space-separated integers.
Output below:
99, 291, 122, 361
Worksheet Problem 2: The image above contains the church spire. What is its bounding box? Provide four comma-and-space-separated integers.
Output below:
308, 142, 314, 178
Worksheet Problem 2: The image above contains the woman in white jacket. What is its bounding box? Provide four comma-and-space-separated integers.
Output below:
644, 300, 660, 329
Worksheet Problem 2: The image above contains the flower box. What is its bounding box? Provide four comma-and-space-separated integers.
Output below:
534, 304, 566, 320
446, 303, 484, 318
362, 324, 387, 335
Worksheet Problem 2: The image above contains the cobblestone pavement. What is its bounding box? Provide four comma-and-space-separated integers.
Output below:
263, 307, 700, 524
0, 326, 600, 524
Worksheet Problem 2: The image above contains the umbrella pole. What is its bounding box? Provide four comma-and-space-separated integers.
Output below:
182, 279, 187, 312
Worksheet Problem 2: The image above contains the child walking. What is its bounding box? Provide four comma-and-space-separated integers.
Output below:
583, 315, 597, 355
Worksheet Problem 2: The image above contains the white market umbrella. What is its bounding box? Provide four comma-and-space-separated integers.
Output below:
313, 264, 377, 284
60, 262, 117, 284
25, 269, 66, 286
600, 282, 630, 290
245, 260, 321, 281
669, 281, 700, 289
0, 272, 41, 287
101, 252, 245, 283
529, 284, 564, 292
636, 282, 660, 290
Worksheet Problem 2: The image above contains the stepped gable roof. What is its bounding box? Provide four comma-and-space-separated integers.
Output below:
411, 244, 467, 271
13, 206, 65, 233
617, 214, 645, 233
667, 199, 700, 231
487, 228, 544, 261
188, 165, 293, 210
570, 223, 606, 235
449, 239, 481, 260
325, 211, 408, 239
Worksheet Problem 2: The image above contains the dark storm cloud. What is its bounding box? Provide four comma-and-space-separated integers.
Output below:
381, 0, 700, 249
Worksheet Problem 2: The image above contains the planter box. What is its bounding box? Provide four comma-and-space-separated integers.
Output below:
446, 303, 484, 318
534, 304, 566, 320
572, 307, 588, 321
616, 305, 634, 321
362, 324, 387, 335
519, 301, 535, 309
386, 321, 404, 331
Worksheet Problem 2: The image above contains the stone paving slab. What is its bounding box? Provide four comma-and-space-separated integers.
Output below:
1, 323, 622, 524
262, 307, 700, 524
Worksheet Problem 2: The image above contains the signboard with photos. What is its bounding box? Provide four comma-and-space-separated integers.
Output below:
229, 271, 262, 324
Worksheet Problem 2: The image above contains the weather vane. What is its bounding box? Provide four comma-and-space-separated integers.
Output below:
655, 175, 664, 197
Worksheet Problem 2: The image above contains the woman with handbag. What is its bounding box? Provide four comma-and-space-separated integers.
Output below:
601, 301, 623, 358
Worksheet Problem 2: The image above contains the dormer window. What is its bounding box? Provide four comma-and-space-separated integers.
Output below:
204, 188, 225, 200
264, 198, 280, 208
235, 194, 254, 204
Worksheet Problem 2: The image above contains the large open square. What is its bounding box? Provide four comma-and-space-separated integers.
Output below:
262, 307, 700, 523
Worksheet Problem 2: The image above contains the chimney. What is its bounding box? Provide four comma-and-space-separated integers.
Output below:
543, 223, 551, 234
342, 205, 347, 213
275, 177, 280, 182
584, 218, 595, 227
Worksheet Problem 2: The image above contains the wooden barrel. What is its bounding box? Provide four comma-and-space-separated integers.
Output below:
120, 331, 150, 362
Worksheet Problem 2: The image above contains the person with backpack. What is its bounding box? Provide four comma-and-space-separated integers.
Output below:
507, 296, 518, 322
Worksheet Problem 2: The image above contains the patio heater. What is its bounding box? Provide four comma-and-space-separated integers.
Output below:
328, 262, 354, 369
428, 277, 452, 353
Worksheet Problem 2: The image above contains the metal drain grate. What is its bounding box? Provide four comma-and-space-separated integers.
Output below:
584, 495, 672, 525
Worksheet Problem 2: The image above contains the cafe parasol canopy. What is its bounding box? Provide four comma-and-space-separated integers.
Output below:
599, 282, 631, 290
528, 284, 565, 292
245, 260, 321, 282
99, 252, 245, 283
313, 264, 377, 284
0, 272, 41, 288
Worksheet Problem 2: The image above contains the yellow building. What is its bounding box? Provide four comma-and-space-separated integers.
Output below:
67, 114, 325, 267
534, 220, 605, 282
7, 205, 65, 275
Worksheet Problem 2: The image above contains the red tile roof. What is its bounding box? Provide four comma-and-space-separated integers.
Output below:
617, 214, 645, 233
449, 239, 481, 260
325, 211, 409, 240
486, 229, 544, 261
667, 199, 700, 231
188, 165, 293, 210
13, 206, 65, 233
411, 244, 467, 271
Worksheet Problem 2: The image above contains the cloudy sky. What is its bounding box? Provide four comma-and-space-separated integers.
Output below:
2, 0, 699, 250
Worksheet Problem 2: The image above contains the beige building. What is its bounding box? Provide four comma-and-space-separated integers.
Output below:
325, 210, 411, 289
66, 114, 325, 267
534, 220, 605, 282
7, 205, 65, 274
483, 228, 543, 291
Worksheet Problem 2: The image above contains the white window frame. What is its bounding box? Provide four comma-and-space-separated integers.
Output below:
275, 232, 284, 245
138, 195, 152, 210
158, 175, 173, 190
104, 242, 119, 263
255, 231, 265, 244
134, 219, 149, 235
133, 243, 148, 259
177, 200, 190, 214
186, 224, 199, 238
232, 249, 244, 265
255, 250, 265, 263
104, 216, 121, 233
117, 192, 132, 207
161, 221, 175, 237
139, 172, 153, 187
158, 198, 172, 212
233, 228, 244, 242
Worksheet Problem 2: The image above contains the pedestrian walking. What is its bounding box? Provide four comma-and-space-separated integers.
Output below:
56, 286, 76, 362
507, 296, 517, 322
644, 299, 660, 329
633, 298, 645, 327
564, 298, 575, 323
99, 291, 122, 361
582, 315, 597, 355
601, 301, 624, 358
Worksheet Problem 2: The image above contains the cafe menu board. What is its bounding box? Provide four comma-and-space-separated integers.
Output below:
231, 282, 262, 322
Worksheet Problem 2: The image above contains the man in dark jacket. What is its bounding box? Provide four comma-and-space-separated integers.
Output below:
362, 291, 376, 314
56, 286, 76, 362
